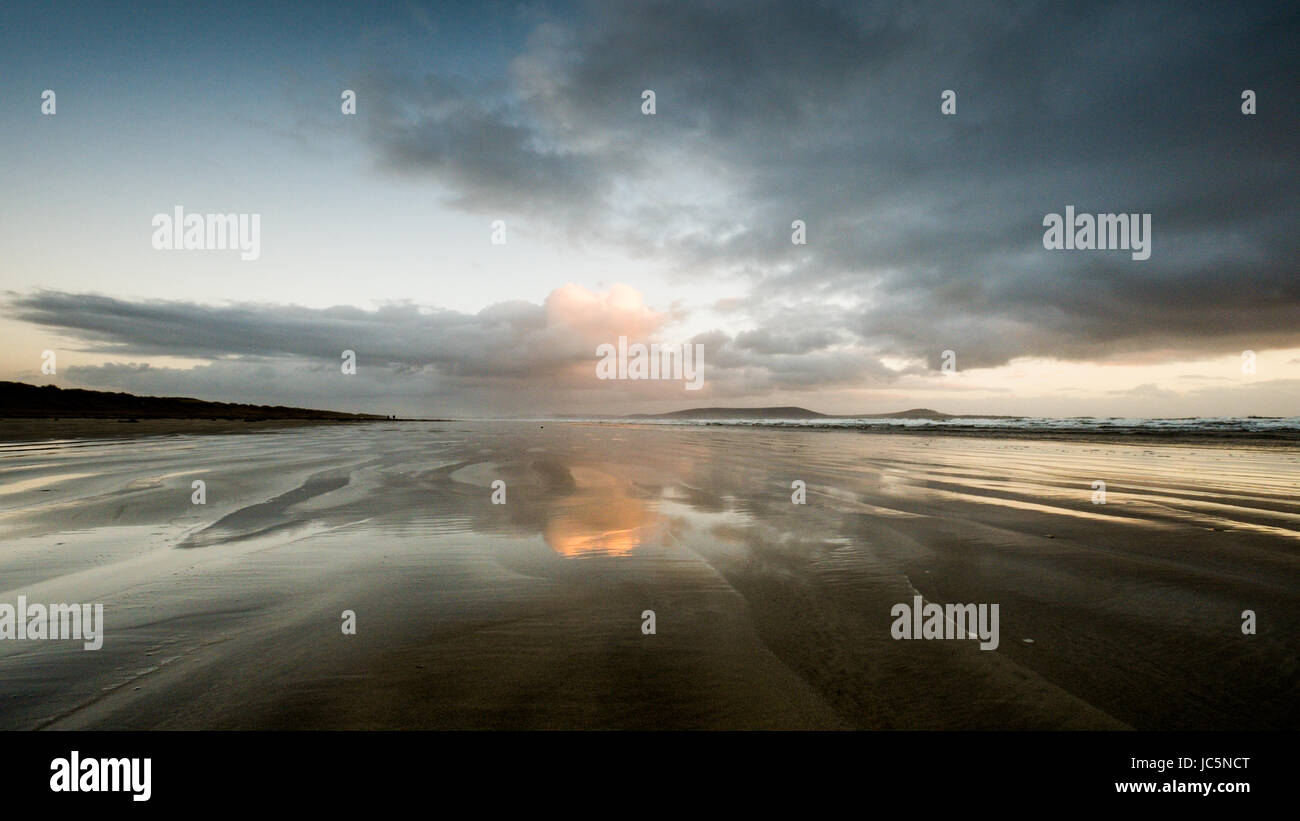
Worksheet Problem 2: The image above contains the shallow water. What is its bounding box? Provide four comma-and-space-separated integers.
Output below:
0, 422, 1296, 729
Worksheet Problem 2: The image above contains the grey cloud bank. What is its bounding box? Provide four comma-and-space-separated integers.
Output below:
362, 0, 1298, 369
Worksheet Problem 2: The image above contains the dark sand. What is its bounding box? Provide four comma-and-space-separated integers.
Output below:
0, 421, 1295, 729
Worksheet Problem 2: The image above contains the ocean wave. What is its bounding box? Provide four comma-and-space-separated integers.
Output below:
565, 416, 1300, 437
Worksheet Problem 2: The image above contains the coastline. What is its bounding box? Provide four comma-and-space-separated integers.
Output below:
7, 415, 1300, 449
0, 417, 395, 443
591, 420, 1300, 448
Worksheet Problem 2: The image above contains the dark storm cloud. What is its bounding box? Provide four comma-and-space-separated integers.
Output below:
7, 291, 564, 378
11, 290, 885, 401
364, 0, 1300, 370
363, 70, 610, 214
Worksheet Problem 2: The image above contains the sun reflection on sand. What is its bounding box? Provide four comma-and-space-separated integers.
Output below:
542, 467, 661, 557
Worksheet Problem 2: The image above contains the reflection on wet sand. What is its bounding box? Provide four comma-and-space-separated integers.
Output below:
539, 467, 661, 558
0, 421, 1296, 730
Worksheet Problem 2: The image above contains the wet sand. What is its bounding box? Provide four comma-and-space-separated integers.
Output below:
0, 421, 1296, 729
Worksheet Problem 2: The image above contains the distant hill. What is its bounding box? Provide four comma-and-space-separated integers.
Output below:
0, 381, 386, 421
626, 406, 1018, 421
869, 408, 954, 419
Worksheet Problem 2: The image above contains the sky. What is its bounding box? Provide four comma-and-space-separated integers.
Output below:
1, 0, 1297, 418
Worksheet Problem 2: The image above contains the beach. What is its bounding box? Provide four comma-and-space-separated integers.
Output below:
0, 421, 1295, 730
